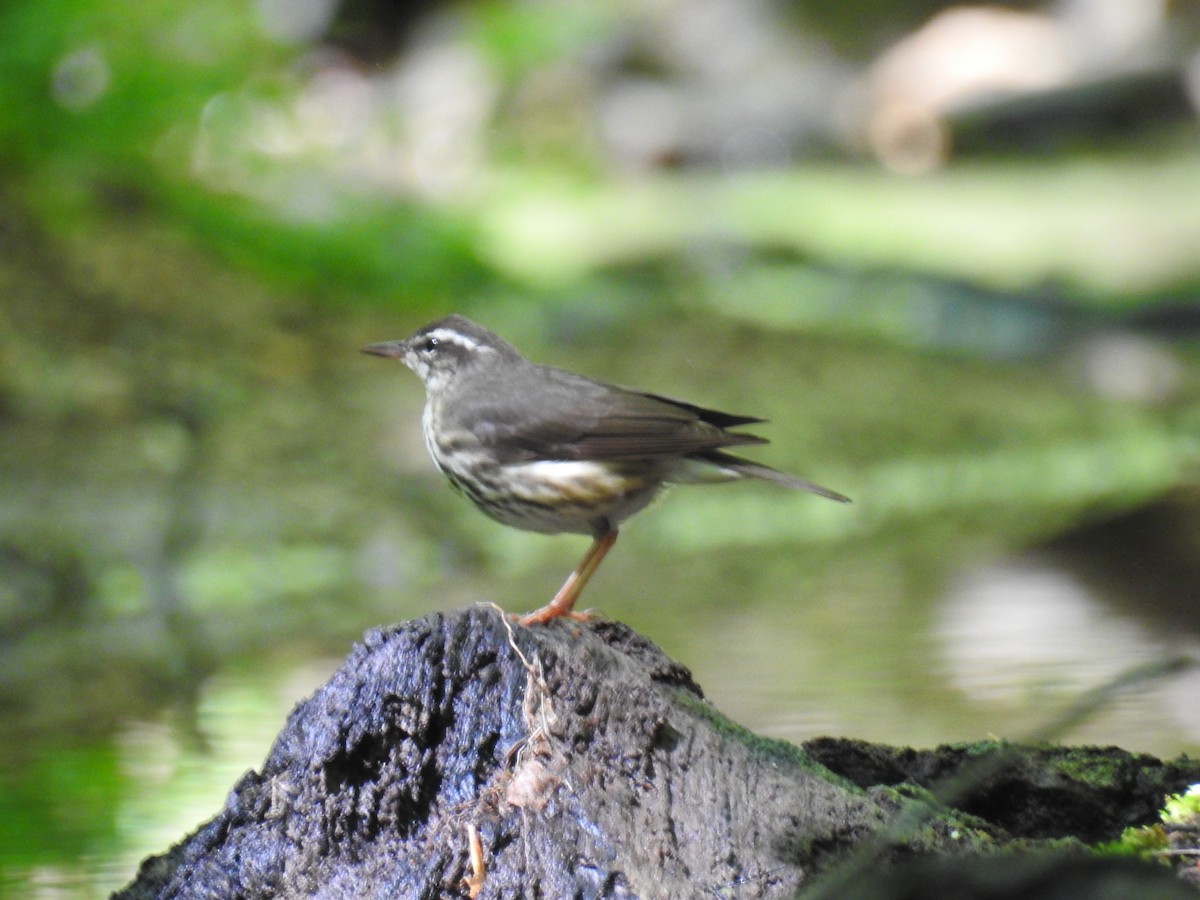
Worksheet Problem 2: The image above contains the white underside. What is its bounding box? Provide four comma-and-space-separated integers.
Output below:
485, 457, 740, 534
509, 458, 739, 487
496, 459, 660, 534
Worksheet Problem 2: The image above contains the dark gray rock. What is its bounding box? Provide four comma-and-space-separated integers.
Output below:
115, 608, 896, 898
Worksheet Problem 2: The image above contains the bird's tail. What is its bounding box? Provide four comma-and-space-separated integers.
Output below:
705, 452, 851, 503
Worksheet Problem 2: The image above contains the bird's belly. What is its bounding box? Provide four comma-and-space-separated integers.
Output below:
445, 457, 661, 535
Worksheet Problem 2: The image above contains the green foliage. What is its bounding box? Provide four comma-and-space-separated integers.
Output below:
1101, 824, 1169, 859
1162, 784, 1200, 823
0, 0, 488, 305
467, 0, 616, 80
160, 182, 490, 305
0, 0, 277, 169
0, 742, 123, 872
1098, 784, 1200, 860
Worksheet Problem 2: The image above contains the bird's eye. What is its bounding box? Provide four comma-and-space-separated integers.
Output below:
422, 336, 440, 353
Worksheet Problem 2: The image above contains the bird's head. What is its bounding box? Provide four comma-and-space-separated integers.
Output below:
362, 314, 521, 396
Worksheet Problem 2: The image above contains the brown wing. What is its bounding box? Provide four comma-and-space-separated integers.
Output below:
458, 363, 767, 463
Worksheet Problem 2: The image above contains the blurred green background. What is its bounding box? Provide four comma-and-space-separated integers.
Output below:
2, 0, 1200, 894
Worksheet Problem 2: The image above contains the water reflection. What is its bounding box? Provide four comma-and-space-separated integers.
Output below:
1, 657, 339, 897
938, 558, 1171, 704
936, 556, 1200, 744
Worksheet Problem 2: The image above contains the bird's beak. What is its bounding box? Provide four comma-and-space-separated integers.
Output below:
361, 341, 406, 359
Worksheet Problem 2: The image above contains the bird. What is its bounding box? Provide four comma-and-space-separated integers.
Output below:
362, 315, 850, 625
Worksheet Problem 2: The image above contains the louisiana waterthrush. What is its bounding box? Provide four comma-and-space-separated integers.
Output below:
363, 315, 850, 625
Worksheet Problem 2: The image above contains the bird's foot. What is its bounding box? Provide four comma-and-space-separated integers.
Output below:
514, 604, 592, 626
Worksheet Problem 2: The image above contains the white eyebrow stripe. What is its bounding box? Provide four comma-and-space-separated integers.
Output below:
422, 328, 493, 353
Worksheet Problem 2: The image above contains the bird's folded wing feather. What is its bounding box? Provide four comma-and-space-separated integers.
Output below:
463, 365, 768, 463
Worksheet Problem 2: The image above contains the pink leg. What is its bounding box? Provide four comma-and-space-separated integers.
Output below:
517, 530, 619, 626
